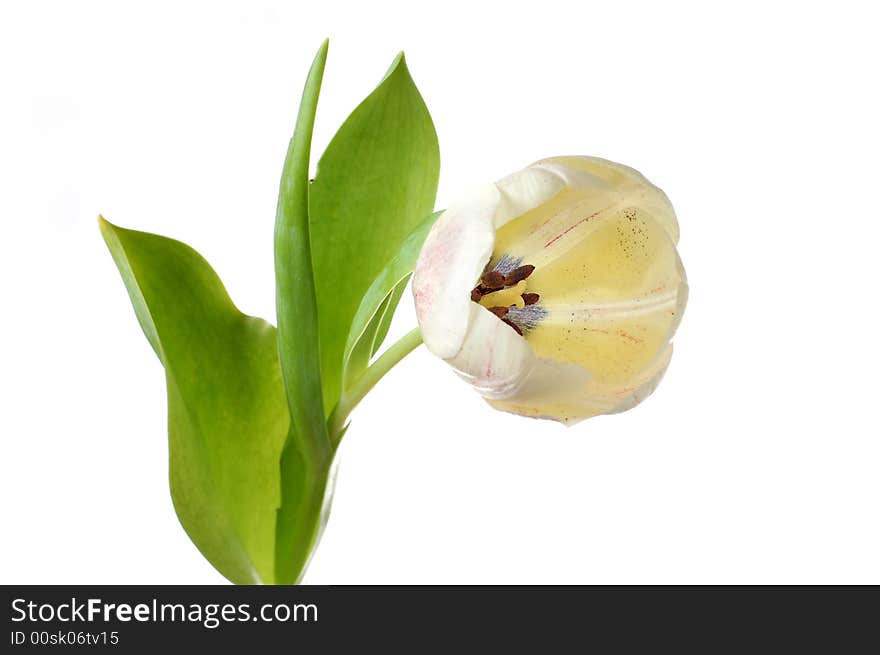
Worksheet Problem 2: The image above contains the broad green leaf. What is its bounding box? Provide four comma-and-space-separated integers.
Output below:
343, 211, 439, 390
273, 40, 333, 584
310, 53, 440, 415
274, 39, 331, 458
99, 218, 288, 585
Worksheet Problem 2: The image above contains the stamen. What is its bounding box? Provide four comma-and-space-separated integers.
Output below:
480, 270, 506, 290
507, 305, 547, 331
492, 254, 523, 276
505, 264, 535, 285
479, 281, 527, 309
470, 256, 544, 337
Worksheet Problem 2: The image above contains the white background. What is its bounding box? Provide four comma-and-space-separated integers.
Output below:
1, 0, 878, 584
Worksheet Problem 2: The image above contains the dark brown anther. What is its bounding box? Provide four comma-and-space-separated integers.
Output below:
480, 270, 506, 290
504, 264, 535, 285
471, 288, 483, 302
522, 292, 540, 305
488, 306, 509, 319
502, 318, 524, 336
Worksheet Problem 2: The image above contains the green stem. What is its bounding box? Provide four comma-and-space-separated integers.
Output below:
329, 326, 423, 445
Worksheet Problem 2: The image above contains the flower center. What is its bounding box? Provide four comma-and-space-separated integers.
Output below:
470, 257, 544, 335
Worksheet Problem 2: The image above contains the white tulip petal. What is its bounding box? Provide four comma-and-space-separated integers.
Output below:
494, 165, 569, 227
446, 303, 535, 397
413, 184, 500, 359
531, 160, 609, 192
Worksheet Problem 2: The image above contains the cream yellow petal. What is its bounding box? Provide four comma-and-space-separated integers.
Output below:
488, 158, 678, 273
487, 344, 673, 425
445, 301, 599, 421
527, 306, 678, 385
528, 205, 682, 302
490, 185, 621, 270
536, 156, 679, 242
526, 207, 686, 384
605, 344, 675, 415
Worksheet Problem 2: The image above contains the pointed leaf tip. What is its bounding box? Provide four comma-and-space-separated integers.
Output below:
99, 222, 289, 584
309, 49, 440, 415
97, 214, 113, 235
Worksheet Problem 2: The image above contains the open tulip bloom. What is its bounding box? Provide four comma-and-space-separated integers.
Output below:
100, 42, 687, 584
413, 157, 687, 424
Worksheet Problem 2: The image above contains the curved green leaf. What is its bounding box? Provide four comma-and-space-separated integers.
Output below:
273, 40, 334, 584
310, 53, 440, 415
99, 217, 288, 585
274, 39, 331, 460
343, 211, 439, 389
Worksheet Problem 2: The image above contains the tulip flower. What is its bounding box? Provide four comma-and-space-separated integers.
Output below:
412, 156, 687, 424
100, 39, 691, 585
